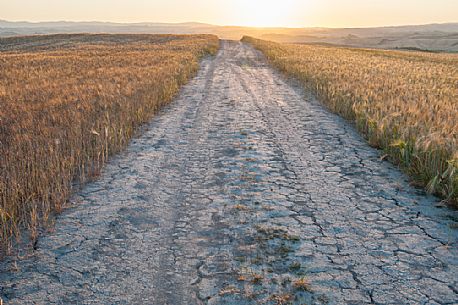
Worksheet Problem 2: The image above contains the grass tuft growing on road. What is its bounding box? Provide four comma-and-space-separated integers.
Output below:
0, 34, 219, 255
242, 36, 458, 205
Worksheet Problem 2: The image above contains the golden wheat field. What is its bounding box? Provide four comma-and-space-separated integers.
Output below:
242, 36, 458, 205
0, 34, 219, 254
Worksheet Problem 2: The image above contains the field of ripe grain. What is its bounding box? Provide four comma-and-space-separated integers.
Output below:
242, 36, 458, 205
0, 34, 219, 254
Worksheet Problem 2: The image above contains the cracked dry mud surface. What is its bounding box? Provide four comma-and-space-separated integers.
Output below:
1, 41, 458, 305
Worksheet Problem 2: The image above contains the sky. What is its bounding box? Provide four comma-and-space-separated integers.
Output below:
1, 0, 457, 28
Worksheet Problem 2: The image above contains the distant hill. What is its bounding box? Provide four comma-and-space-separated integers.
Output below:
1, 20, 457, 52
256, 23, 458, 52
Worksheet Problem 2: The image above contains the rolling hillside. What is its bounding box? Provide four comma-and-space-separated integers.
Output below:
1, 20, 458, 52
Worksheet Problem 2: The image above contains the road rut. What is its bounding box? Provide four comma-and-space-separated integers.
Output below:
1, 41, 457, 304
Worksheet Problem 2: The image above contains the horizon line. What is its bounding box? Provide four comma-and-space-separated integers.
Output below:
1, 18, 458, 30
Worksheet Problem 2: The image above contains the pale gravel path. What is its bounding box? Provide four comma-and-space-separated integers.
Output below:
1, 41, 457, 305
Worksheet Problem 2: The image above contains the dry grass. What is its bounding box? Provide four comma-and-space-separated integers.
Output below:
268, 293, 293, 305
242, 36, 458, 205
0, 34, 219, 255
292, 277, 312, 291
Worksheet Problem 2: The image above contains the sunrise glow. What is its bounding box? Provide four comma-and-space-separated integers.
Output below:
232, 0, 299, 27
1, 0, 457, 28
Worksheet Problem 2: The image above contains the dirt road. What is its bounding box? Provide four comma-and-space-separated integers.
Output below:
1, 41, 457, 304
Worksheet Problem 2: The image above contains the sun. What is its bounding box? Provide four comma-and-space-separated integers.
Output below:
233, 0, 298, 28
